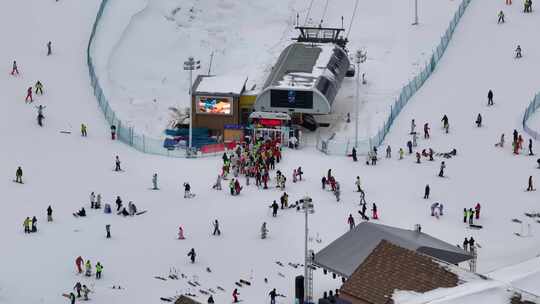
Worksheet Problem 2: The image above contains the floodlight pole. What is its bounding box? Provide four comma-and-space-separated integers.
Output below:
303, 197, 314, 304
354, 50, 366, 148
183, 57, 200, 154
415, 0, 419, 24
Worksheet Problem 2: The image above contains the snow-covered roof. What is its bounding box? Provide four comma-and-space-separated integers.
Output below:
263, 42, 343, 90
194, 75, 248, 95
313, 222, 473, 278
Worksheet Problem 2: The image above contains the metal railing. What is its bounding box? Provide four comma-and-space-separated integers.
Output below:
318, 0, 472, 155
523, 93, 540, 140
88, 0, 195, 157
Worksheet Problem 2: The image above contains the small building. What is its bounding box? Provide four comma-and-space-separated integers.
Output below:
191, 75, 248, 136
254, 42, 350, 115
313, 222, 472, 279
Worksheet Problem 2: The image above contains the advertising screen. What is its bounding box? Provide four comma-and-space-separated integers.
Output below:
197, 96, 232, 115
270, 90, 313, 109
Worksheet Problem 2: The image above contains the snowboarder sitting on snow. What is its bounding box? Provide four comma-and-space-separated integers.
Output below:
118, 207, 129, 217
188, 248, 196, 263
75, 208, 86, 217
430, 203, 440, 216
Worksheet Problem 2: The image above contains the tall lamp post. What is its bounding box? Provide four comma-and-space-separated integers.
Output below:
354, 50, 367, 148
183, 57, 200, 154
412, 0, 419, 25
301, 196, 315, 304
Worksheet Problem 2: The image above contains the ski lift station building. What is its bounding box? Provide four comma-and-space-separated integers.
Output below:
254, 42, 350, 115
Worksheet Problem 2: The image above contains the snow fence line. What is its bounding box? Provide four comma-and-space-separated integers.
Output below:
318, 0, 472, 156
523, 92, 540, 141
87, 0, 223, 158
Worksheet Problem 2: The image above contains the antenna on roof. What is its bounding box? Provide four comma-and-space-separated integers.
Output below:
341, 16, 344, 29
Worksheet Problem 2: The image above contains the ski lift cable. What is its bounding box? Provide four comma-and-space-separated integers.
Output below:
304, 0, 316, 25
346, 0, 359, 39
320, 0, 330, 24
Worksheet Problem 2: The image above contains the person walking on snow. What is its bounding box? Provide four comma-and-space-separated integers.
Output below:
438, 161, 446, 177
271, 200, 279, 217
11, 60, 19, 76
487, 89, 494, 105
424, 123, 430, 139
407, 141, 413, 154
90, 192, 96, 209
528, 139, 534, 155
498, 11, 505, 23
355, 176, 362, 192
441, 115, 449, 133
25, 86, 33, 103
475, 113, 482, 127
15, 166, 23, 183
212, 219, 221, 236
495, 133, 505, 147
23, 217, 31, 233
110, 125, 117, 140
47, 205, 53, 222
468, 208, 475, 225
188, 248, 196, 263
416, 152, 421, 164
152, 173, 158, 190
85, 260, 92, 276
424, 184, 430, 199
475, 203, 481, 219
527, 175, 535, 191
81, 123, 87, 136
35, 81, 44, 95
95, 262, 103, 279
372, 203, 379, 220
515, 45, 522, 58
261, 222, 268, 239
178, 226, 185, 239
75, 256, 84, 273
114, 155, 121, 171
106, 224, 111, 238
82, 285, 90, 300
232, 288, 240, 303
386, 145, 391, 158
410, 119, 416, 135
269, 288, 280, 304
351, 147, 357, 162
47, 41, 52, 56
399, 148, 404, 159
348, 214, 355, 230
463, 238, 469, 251
74, 282, 82, 298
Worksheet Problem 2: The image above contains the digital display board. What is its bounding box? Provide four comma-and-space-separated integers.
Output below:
270, 90, 313, 109
196, 96, 232, 115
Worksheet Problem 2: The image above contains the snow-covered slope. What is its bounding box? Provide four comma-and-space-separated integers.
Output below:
1, 0, 540, 303
94, 0, 460, 137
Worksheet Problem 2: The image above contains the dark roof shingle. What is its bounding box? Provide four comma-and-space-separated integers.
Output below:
340, 240, 459, 304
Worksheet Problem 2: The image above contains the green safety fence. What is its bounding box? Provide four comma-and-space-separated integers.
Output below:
523, 93, 540, 141
318, 0, 472, 155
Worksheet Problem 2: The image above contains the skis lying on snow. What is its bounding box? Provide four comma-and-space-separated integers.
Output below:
275, 261, 284, 267
278, 272, 285, 278
468, 224, 483, 229
136, 210, 148, 216
154, 276, 167, 281
239, 279, 251, 286
512, 218, 523, 223
525, 212, 540, 218
217, 286, 226, 292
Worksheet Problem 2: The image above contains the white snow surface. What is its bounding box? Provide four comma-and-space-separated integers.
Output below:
1, 0, 540, 304
93, 0, 461, 138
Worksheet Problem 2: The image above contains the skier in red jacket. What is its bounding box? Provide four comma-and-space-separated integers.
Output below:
25, 87, 33, 103
232, 289, 240, 303
75, 256, 84, 273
